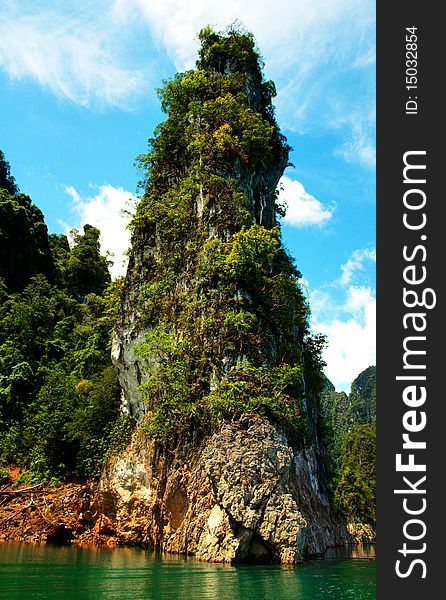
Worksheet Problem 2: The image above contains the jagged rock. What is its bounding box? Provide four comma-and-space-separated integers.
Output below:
347, 522, 376, 544
98, 28, 348, 563
97, 414, 345, 563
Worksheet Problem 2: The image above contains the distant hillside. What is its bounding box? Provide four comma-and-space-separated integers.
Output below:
320, 366, 376, 524
349, 366, 376, 425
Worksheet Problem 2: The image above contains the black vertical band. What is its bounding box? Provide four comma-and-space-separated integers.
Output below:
377, 2, 443, 595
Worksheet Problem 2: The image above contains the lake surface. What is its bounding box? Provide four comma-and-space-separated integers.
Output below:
0, 542, 375, 599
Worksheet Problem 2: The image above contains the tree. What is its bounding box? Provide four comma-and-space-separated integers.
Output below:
319, 366, 376, 496
349, 365, 376, 424
66, 225, 111, 300
0, 149, 19, 195
334, 424, 376, 523
0, 191, 55, 292
0, 175, 121, 480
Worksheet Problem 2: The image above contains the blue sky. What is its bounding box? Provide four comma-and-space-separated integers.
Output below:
0, 0, 375, 391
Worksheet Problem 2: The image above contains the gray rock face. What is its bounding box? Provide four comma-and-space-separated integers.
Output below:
111, 319, 146, 423
97, 414, 345, 563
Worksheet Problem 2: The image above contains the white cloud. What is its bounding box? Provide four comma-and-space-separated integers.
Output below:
0, 2, 147, 107
309, 247, 376, 391
314, 288, 375, 391
279, 176, 334, 227
339, 247, 376, 286
343, 139, 376, 170
344, 285, 374, 312
65, 184, 134, 278
1, 1, 375, 166
334, 110, 376, 169
113, 0, 373, 72
112, 0, 375, 167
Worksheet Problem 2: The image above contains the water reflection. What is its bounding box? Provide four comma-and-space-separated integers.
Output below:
324, 544, 376, 560
0, 542, 376, 600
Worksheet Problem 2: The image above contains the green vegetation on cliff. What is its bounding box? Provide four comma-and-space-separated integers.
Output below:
124, 26, 325, 444
320, 367, 376, 523
334, 423, 376, 523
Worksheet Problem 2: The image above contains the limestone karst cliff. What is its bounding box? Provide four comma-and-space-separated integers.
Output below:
320, 367, 376, 542
100, 26, 346, 563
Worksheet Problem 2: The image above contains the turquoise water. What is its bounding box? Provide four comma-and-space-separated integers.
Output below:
0, 543, 375, 599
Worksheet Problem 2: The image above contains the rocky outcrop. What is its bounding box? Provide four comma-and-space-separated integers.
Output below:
347, 522, 376, 544
96, 414, 345, 563
97, 29, 348, 564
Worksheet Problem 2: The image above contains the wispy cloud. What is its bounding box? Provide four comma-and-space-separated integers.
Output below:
339, 247, 376, 286
1, 1, 375, 167
0, 1, 147, 108
115, 0, 375, 168
309, 246, 376, 391
112, 0, 373, 71
313, 287, 376, 392
333, 109, 376, 169
64, 184, 134, 278
278, 176, 334, 227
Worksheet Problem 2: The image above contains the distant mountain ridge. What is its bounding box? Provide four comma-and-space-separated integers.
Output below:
319, 365, 376, 525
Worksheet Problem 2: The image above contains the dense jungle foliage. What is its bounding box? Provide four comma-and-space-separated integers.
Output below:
0, 27, 375, 526
0, 151, 125, 483
320, 366, 376, 523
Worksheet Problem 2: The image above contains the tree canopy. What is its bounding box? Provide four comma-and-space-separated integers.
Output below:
0, 148, 124, 482
0, 190, 54, 292
319, 367, 376, 523
0, 150, 19, 195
